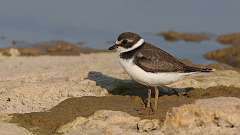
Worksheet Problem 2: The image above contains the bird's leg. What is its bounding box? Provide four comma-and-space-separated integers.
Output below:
147, 88, 151, 108
154, 86, 159, 112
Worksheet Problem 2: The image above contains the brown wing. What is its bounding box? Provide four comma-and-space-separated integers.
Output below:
133, 43, 186, 73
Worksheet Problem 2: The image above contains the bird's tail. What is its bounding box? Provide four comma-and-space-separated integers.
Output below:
184, 65, 216, 73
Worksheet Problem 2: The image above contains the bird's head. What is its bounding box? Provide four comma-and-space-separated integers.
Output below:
108, 32, 144, 53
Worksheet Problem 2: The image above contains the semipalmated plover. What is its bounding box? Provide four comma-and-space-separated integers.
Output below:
108, 32, 214, 112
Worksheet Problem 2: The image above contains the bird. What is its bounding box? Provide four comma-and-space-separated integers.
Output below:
108, 32, 214, 112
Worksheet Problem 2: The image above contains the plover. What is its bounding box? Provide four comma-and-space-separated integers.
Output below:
108, 32, 214, 112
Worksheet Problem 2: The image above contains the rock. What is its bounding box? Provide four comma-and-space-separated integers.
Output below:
57, 116, 88, 134
157, 31, 209, 42
163, 97, 240, 135
3, 97, 240, 135
0, 122, 32, 135
205, 45, 240, 68
62, 110, 163, 135
137, 119, 160, 132
62, 97, 239, 135
217, 32, 240, 45
8, 48, 20, 57
0, 113, 12, 122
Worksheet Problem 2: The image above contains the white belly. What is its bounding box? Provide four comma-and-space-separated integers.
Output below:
119, 58, 193, 86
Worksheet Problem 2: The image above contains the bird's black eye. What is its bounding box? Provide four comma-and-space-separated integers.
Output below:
122, 39, 128, 44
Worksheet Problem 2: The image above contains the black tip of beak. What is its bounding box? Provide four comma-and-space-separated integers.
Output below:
108, 44, 117, 50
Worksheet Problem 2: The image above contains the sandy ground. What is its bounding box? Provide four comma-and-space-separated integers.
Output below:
0, 53, 122, 113
0, 53, 240, 135
1, 53, 240, 113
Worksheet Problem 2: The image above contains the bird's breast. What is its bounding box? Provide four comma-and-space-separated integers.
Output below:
119, 58, 147, 85
119, 58, 191, 86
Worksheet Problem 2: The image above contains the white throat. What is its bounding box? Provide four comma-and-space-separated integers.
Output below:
117, 38, 144, 53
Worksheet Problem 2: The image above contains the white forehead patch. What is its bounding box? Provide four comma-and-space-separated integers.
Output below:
116, 38, 144, 53
115, 40, 122, 45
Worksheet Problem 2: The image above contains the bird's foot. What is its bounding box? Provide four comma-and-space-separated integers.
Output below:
145, 107, 154, 115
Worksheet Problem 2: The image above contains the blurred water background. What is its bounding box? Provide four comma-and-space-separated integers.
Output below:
1, 0, 240, 63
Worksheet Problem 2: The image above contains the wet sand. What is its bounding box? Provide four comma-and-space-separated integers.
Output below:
10, 86, 240, 135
